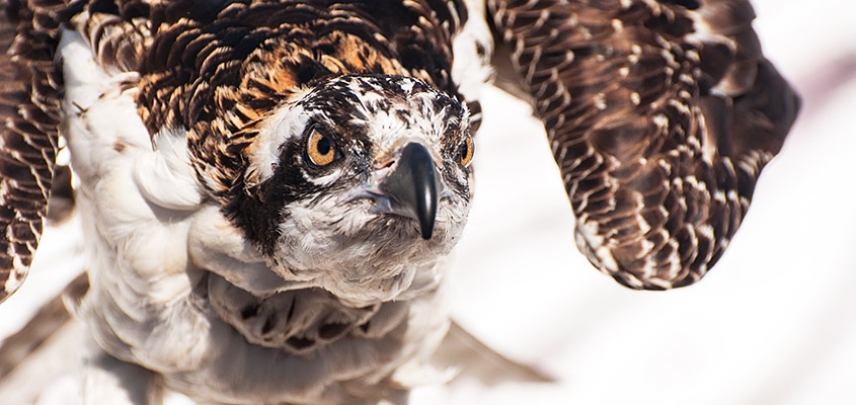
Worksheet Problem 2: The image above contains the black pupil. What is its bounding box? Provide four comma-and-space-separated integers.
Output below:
317, 136, 332, 155
460, 141, 469, 160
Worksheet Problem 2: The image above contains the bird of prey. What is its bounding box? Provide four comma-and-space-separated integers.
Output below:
0, 0, 798, 404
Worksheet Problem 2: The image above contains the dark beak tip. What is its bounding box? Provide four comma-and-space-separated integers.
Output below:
381, 142, 440, 241
420, 222, 434, 240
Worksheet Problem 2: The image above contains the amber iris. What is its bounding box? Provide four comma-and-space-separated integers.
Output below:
307, 129, 338, 166
459, 136, 474, 167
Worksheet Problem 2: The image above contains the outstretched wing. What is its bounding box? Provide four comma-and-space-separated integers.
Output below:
0, 0, 65, 302
488, 0, 799, 289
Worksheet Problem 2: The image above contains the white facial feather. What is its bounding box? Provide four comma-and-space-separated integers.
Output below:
238, 76, 474, 306
246, 89, 313, 186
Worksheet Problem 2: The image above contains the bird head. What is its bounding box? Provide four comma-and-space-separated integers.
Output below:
224, 74, 474, 303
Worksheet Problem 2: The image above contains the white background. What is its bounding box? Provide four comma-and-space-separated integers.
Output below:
2, 1, 855, 404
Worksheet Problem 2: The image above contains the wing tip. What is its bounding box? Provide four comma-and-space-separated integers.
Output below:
0, 264, 30, 304
608, 266, 703, 291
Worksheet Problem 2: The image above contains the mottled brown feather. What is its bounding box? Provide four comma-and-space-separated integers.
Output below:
489, 0, 799, 289
0, 0, 65, 302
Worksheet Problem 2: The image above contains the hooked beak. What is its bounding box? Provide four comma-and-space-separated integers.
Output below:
379, 142, 439, 240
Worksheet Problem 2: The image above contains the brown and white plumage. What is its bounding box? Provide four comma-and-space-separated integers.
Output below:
0, 0, 64, 301
0, 0, 797, 404
54, 1, 486, 404
489, 0, 799, 289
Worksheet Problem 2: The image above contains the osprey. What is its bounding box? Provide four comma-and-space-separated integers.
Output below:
0, 0, 798, 404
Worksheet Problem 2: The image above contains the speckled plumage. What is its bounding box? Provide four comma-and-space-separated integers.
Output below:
489, 0, 799, 288
0, 0, 797, 404
0, 0, 65, 302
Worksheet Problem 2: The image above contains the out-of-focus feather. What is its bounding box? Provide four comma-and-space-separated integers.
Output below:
489, 0, 799, 289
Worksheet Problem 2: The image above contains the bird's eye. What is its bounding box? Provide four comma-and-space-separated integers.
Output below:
459, 136, 474, 167
306, 129, 339, 167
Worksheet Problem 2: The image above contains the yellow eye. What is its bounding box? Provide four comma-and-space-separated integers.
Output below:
459, 136, 474, 167
306, 129, 338, 167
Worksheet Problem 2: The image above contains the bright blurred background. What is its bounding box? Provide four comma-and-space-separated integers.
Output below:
2, 1, 855, 404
